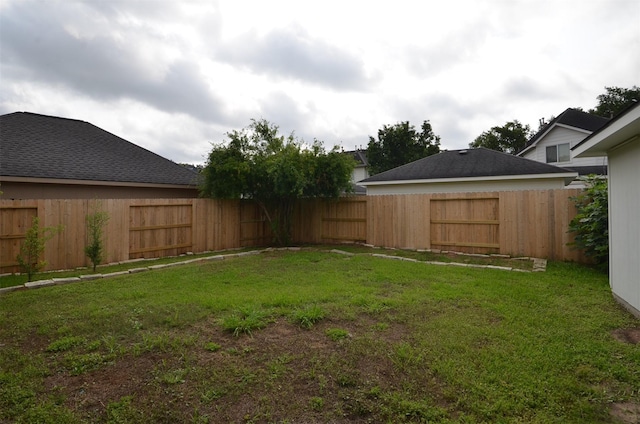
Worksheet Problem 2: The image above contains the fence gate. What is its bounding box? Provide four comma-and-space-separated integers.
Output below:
129, 203, 193, 259
430, 197, 500, 254
0, 206, 38, 274
321, 198, 367, 243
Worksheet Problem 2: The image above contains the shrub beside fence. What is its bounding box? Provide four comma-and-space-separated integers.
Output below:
0, 189, 586, 274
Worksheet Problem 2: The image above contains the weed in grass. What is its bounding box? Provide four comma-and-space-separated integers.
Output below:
221, 307, 271, 336
239, 371, 257, 385
139, 332, 171, 353
373, 322, 389, 331
291, 305, 325, 329
86, 339, 101, 351
20, 403, 78, 424
200, 387, 227, 402
309, 396, 324, 411
336, 371, 358, 387
203, 342, 221, 352
157, 367, 188, 385
326, 328, 349, 341
101, 335, 123, 355
390, 342, 424, 370
364, 300, 393, 314
64, 352, 115, 375
129, 317, 143, 331
45, 335, 85, 352
267, 354, 292, 379
106, 395, 144, 423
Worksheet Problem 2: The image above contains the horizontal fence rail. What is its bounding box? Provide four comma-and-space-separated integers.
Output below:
0, 189, 587, 273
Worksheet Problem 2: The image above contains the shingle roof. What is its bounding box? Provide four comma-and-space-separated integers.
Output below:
359, 147, 575, 183
518, 108, 609, 155
345, 149, 368, 166
0, 112, 200, 186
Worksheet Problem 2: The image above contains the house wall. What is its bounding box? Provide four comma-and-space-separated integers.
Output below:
608, 138, 640, 318
0, 181, 199, 199
521, 126, 608, 168
364, 177, 568, 195
352, 166, 369, 184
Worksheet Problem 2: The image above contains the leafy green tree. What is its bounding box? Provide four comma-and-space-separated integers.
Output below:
568, 175, 608, 270
588, 86, 640, 118
17, 216, 64, 282
366, 120, 440, 176
201, 119, 355, 246
85, 202, 110, 272
469, 120, 532, 154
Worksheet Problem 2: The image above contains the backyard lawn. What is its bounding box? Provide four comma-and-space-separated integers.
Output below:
1, 248, 639, 423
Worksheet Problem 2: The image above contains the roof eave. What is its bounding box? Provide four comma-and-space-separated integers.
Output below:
573, 105, 640, 157
359, 172, 578, 187
0, 176, 198, 189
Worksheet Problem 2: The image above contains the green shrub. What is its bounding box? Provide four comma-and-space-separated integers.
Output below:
84, 203, 109, 272
16, 216, 64, 282
568, 175, 609, 269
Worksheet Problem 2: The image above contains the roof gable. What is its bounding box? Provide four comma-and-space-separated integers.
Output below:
517, 108, 609, 156
0, 112, 200, 186
573, 101, 640, 157
360, 147, 575, 183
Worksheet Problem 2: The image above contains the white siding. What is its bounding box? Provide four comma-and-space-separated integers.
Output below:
608, 138, 640, 317
522, 127, 608, 167
365, 177, 568, 195
352, 166, 369, 183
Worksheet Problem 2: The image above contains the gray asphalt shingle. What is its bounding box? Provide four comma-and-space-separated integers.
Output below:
360, 147, 574, 183
0, 112, 199, 186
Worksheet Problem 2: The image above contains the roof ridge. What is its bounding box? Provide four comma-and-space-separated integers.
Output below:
6, 111, 89, 124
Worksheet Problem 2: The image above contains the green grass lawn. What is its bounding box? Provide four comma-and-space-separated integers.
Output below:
1, 249, 638, 423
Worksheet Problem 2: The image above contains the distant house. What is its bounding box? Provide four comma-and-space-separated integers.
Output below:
572, 101, 640, 318
358, 147, 577, 195
345, 149, 369, 194
0, 112, 200, 199
517, 108, 609, 181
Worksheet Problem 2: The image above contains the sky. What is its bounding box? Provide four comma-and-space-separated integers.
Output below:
1, 0, 638, 165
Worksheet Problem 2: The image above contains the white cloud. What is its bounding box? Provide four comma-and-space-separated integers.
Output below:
1, 0, 638, 164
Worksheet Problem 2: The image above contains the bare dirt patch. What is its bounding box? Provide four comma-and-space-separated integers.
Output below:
610, 401, 640, 424
611, 327, 640, 345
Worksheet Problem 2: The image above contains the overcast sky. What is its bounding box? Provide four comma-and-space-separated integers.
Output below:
1, 0, 638, 165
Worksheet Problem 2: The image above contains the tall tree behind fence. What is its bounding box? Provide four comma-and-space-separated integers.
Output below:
0, 189, 586, 273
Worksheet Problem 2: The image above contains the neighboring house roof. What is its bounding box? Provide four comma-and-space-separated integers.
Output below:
564, 165, 608, 176
0, 112, 200, 187
359, 147, 576, 185
517, 108, 609, 156
345, 149, 368, 167
573, 101, 640, 157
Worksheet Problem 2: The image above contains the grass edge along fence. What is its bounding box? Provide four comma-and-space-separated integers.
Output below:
0, 189, 587, 274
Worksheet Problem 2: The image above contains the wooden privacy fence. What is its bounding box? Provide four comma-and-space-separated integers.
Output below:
0, 189, 586, 273
366, 189, 587, 262
430, 196, 500, 254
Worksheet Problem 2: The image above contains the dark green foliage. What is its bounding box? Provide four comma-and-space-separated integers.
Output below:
569, 175, 609, 269
366, 120, 440, 175
201, 119, 355, 246
84, 203, 109, 272
469, 120, 532, 154
16, 216, 64, 282
588, 85, 640, 118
